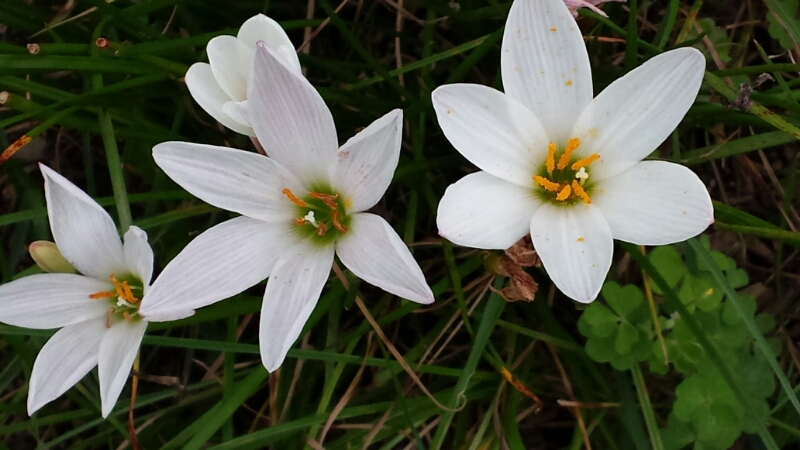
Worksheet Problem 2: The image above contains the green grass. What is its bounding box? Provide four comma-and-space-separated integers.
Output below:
1, 0, 800, 448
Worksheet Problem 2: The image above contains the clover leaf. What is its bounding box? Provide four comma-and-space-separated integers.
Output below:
578, 282, 652, 370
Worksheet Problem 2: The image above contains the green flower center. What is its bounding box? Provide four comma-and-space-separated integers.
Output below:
532, 138, 599, 206
89, 274, 144, 326
283, 185, 350, 246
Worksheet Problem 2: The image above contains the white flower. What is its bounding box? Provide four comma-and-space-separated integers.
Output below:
433, 0, 713, 303
185, 14, 301, 136
0, 165, 153, 418
142, 42, 434, 371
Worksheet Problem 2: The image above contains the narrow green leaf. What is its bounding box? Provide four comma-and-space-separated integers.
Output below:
429, 278, 505, 450
630, 364, 664, 450
182, 367, 268, 450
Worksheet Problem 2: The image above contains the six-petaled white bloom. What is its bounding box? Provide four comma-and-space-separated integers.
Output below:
0, 165, 154, 418
433, 0, 713, 303
185, 14, 301, 136
142, 42, 434, 371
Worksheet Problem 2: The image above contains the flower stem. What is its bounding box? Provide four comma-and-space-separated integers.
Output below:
128, 351, 141, 450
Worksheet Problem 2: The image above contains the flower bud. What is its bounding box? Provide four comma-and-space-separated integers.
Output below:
29, 241, 76, 273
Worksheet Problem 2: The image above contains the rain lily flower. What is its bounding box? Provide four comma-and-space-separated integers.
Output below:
433, 0, 713, 303
185, 14, 301, 136
142, 42, 434, 371
0, 165, 156, 418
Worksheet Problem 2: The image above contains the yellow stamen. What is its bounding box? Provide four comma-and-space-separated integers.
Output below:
546, 142, 556, 175
533, 175, 561, 192
105, 308, 114, 328
89, 274, 139, 303
556, 184, 572, 201
282, 188, 307, 207
90, 291, 116, 300
109, 274, 138, 304
557, 138, 581, 170
309, 192, 339, 209
571, 153, 600, 170
332, 210, 348, 233
571, 180, 591, 204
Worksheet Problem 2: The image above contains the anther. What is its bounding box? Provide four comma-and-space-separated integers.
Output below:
571, 180, 591, 204
295, 218, 306, 226
109, 275, 138, 304
105, 308, 114, 328
316, 222, 327, 236
90, 291, 116, 300
546, 142, 556, 175
282, 188, 307, 207
309, 192, 339, 209
571, 153, 600, 170
556, 184, 572, 201
557, 138, 581, 170
533, 175, 561, 192
121, 281, 137, 304
332, 210, 348, 233
123, 311, 132, 323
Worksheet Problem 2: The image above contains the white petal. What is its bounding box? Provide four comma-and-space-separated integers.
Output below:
593, 161, 714, 245
431, 84, 550, 187
207, 35, 252, 102
123, 227, 153, 288
259, 241, 334, 371
0, 274, 110, 329
500, 0, 593, 145
152, 141, 301, 223
336, 213, 433, 304
185, 63, 254, 136
330, 109, 403, 213
437, 171, 541, 250
98, 319, 146, 418
140, 217, 298, 320
40, 164, 126, 280
530, 203, 612, 303
222, 100, 250, 127
28, 319, 106, 415
247, 42, 338, 185
571, 48, 706, 180
237, 14, 302, 73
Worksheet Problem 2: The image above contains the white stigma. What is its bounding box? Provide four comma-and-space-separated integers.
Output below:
304, 211, 319, 227
575, 167, 589, 185
117, 298, 135, 308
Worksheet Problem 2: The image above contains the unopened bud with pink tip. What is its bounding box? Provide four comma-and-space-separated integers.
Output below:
29, 240, 76, 274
